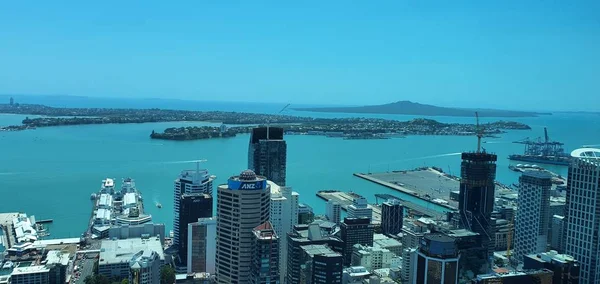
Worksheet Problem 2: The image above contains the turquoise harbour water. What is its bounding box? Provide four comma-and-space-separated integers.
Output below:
0, 105, 598, 238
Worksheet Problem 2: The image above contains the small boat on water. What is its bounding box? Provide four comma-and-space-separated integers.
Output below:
156, 202, 162, 209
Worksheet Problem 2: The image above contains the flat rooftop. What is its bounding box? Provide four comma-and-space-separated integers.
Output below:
99, 237, 164, 265
301, 244, 341, 258
11, 265, 50, 275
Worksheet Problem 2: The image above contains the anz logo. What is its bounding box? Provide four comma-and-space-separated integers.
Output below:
240, 182, 263, 190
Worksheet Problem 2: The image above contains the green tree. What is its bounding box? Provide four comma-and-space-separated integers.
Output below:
84, 275, 95, 284
121, 279, 129, 284
160, 265, 176, 284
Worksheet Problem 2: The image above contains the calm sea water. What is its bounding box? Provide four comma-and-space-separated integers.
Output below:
0, 100, 598, 238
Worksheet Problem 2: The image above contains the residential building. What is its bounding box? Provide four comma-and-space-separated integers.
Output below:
300, 245, 343, 284
563, 148, 600, 283
98, 237, 165, 281
187, 218, 216, 274
347, 197, 372, 221
341, 218, 374, 266
286, 223, 344, 284
215, 170, 271, 284
173, 168, 214, 248
457, 152, 497, 274
326, 200, 342, 225
248, 126, 287, 186
523, 251, 580, 284
178, 193, 212, 267
373, 234, 402, 257
381, 200, 403, 236
472, 269, 554, 284
413, 233, 459, 284
514, 171, 552, 262
401, 219, 431, 283
269, 182, 299, 283
251, 222, 279, 284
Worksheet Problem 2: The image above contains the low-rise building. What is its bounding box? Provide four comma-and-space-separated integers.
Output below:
98, 236, 165, 282
352, 245, 400, 272
472, 269, 554, 284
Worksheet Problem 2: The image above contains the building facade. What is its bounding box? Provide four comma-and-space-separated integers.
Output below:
215, 170, 271, 284
187, 218, 216, 274
248, 126, 287, 186
178, 193, 212, 266
173, 168, 214, 248
381, 199, 403, 236
458, 152, 497, 274
300, 245, 344, 284
341, 217, 374, 266
98, 237, 165, 281
473, 269, 554, 284
413, 234, 459, 284
347, 197, 373, 220
550, 215, 564, 252
326, 200, 342, 225
563, 148, 600, 283
251, 222, 279, 284
352, 244, 401, 271
514, 171, 552, 262
129, 250, 162, 284
523, 251, 580, 284
269, 182, 299, 283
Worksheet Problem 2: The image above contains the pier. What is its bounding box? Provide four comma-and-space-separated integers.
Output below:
36, 219, 54, 224
316, 191, 382, 225
0, 212, 20, 249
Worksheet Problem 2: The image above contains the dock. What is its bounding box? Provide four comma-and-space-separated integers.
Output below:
36, 219, 54, 224
316, 191, 382, 225
0, 212, 20, 249
354, 168, 458, 210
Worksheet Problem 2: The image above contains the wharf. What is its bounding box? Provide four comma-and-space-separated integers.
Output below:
354, 168, 458, 210
0, 212, 20, 249
316, 191, 382, 225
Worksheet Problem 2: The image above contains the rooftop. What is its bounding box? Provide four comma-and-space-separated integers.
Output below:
11, 265, 50, 275
45, 250, 70, 266
301, 244, 341, 258
99, 237, 164, 265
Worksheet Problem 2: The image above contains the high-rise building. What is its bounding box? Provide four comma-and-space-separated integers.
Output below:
251, 221, 279, 284
300, 245, 344, 284
523, 251, 580, 284
458, 152, 497, 274
298, 203, 315, 224
381, 199, 403, 236
248, 126, 287, 186
326, 200, 342, 225
178, 193, 212, 267
413, 233, 459, 284
173, 168, 214, 248
563, 148, 600, 283
550, 215, 564, 252
269, 181, 299, 283
401, 218, 431, 283
286, 223, 344, 284
473, 269, 554, 284
514, 171, 552, 262
187, 217, 216, 274
347, 197, 373, 220
215, 170, 271, 284
341, 217, 374, 266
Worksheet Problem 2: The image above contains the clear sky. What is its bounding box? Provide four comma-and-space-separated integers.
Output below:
1, 1, 599, 111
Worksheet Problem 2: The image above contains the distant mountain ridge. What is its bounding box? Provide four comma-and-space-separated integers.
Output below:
293, 100, 549, 117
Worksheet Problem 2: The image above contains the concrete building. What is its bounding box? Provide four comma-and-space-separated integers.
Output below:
413, 234, 459, 284
523, 251, 579, 284
373, 235, 402, 257
187, 218, 216, 274
98, 237, 165, 281
251, 222, 279, 284
514, 171, 552, 262
178, 193, 212, 267
563, 148, 600, 283
381, 199, 403, 236
129, 250, 162, 284
352, 244, 401, 271
173, 168, 214, 248
248, 126, 287, 186
401, 219, 431, 283
326, 200, 342, 225
342, 266, 371, 284
457, 152, 497, 274
298, 203, 315, 225
347, 197, 373, 221
8, 250, 70, 284
550, 215, 564, 252
215, 170, 271, 284
269, 181, 299, 283
108, 223, 166, 244
286, 223, 344, 284
341, 218, 374, 266
473, 269, 554, 284
10, 266, 50, 284
494, 218, 513, 252
300, 245, 344, 284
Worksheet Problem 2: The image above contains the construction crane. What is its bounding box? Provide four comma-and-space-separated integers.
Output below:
267, 104, 291, 138
475, 112, 484, 153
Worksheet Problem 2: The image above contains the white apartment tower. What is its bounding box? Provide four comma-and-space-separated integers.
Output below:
563, 148, 600, 283
173, 166, 214, 247
268, 180, 299, 283
348, 197, 373, 220
326, 200, 342, 224
514, 171, 552, 262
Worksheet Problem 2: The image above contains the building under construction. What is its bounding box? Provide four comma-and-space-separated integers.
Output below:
509, 127, 572, 166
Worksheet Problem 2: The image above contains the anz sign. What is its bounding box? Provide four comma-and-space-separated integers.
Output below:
228, 179, 267, 191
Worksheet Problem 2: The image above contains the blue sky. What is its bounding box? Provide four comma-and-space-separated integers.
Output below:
1, 1, 599, 111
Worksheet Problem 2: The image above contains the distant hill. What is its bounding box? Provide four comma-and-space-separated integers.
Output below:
293, 100, 549, 117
